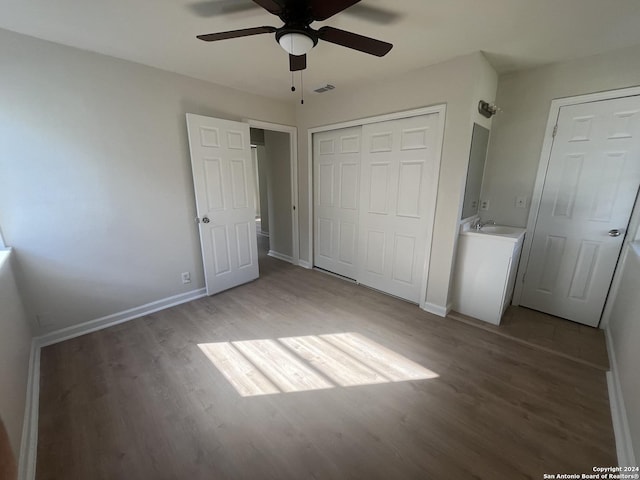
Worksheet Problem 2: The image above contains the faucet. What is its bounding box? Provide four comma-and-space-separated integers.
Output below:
472, 219, 495, 230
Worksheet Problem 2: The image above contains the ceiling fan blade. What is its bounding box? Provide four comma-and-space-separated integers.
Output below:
309, 0, 361, 21
317, 26, 392, 57
289, 54, 306, 71
197, 26, 277, 42
251, 0, 285, 15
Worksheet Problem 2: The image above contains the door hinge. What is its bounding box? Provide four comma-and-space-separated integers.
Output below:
552, 124, 558, 138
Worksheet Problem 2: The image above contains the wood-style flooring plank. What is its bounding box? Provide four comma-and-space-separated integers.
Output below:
36, 242, 616, 479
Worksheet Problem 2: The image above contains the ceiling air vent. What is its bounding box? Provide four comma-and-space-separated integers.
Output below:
313, 84, 335, 94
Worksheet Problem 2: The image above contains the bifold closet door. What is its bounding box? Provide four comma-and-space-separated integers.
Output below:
313, 126, 362, 279
358, 114, 440, 303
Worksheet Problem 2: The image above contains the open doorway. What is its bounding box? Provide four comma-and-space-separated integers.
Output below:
250, 126, 297, 268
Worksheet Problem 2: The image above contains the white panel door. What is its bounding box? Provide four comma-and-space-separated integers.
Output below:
313, 126, 362, 279
358, 114, 440, 303
521, 95, 640, 326
186, 113, 259, 295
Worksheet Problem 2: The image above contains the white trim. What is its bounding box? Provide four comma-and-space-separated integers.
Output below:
605, 328, 637, 467
246, 119, 300, 266
601, 206, 640, 329
16, 288, 208, 479
307, 105, 450, 135
37, 288, 206, 347
307, 127, 313, 267
297, 259, 312, 269
600, 245, 630, 329
17, 340, 40, 480
421, 301, 451, 317
418, 106, 447, 310
306, 105, 448, 306
267, 250, 294, 264
512, 87, 640, 323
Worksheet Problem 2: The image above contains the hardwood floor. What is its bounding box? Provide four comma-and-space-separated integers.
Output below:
449, 306, 609, 370
36, 240, 616, 479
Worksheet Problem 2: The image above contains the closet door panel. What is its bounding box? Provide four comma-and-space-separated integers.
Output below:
358, 114, 440, 303
313, 126, 362, 278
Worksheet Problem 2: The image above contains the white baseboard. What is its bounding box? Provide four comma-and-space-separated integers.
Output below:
605, 328, 637, 467
297, 259, 312, 269
421, 301, 450, 317
16, 288, 208, 479
17, 340, 40, 480
36, 288, 206, 347
267, 250, 294, 264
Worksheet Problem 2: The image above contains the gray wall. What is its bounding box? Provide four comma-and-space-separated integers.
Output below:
256, 145, 270, 234
483, 43, 640, 227
483, 44, 640, 465
295, 52, 497, 311
263, 130, 292, 258
608, 245, 640, 465
0, 251, 32, 459
0, 28, 294, 334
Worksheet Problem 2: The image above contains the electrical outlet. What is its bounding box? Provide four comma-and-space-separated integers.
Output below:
480, 199, 490, 211
515, 196, 527, 209
471, 199, 478, 209
181, 272, 191, 284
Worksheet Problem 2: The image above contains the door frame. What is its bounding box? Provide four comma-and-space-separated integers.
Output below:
246, 119, 299, 266
306, 105, 447, 310
512, 86, 640, 328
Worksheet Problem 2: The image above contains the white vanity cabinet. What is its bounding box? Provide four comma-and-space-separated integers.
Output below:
452, 227, 526, 325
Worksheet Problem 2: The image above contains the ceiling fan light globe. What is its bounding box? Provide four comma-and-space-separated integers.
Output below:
278, 32, 314, 56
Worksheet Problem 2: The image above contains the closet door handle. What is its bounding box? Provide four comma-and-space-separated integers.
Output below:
608, 229, 621, 237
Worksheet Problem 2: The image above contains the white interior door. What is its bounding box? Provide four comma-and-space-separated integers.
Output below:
186, 113, 259, 295
357, 114, 440, 303
313, 126, 362, 279
521, 95, 640, 326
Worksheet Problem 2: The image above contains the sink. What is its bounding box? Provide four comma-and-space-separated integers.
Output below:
480, 225, 521, 235
453, 224, 527, 325
461, 224, 526, 242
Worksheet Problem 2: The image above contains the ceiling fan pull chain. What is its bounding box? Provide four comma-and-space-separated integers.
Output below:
300, 71, 304, 105
291, 71, 295, 92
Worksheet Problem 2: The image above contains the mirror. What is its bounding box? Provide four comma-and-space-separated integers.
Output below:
461, 123, 490, 220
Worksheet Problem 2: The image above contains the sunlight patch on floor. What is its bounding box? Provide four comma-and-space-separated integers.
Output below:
198, 332, 438, 397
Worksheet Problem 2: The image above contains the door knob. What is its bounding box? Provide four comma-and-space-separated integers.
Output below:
608, 229, 621, 237
202, 217, 211, 224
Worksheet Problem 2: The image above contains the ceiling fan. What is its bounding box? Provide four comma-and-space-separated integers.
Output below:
196, 0, 393, 72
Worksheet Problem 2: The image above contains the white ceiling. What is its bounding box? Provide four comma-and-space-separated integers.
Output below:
2, 0, 640, 101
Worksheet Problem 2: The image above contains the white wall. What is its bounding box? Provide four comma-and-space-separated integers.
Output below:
295, 52, 497, 311
263, 130, 292, 258
481, 44, 640, 465
483, 44, 640, 227
256, 145, 270, 234
0, 250, 33, 459
0, 28, 295, 333
607, 243, 640, 465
